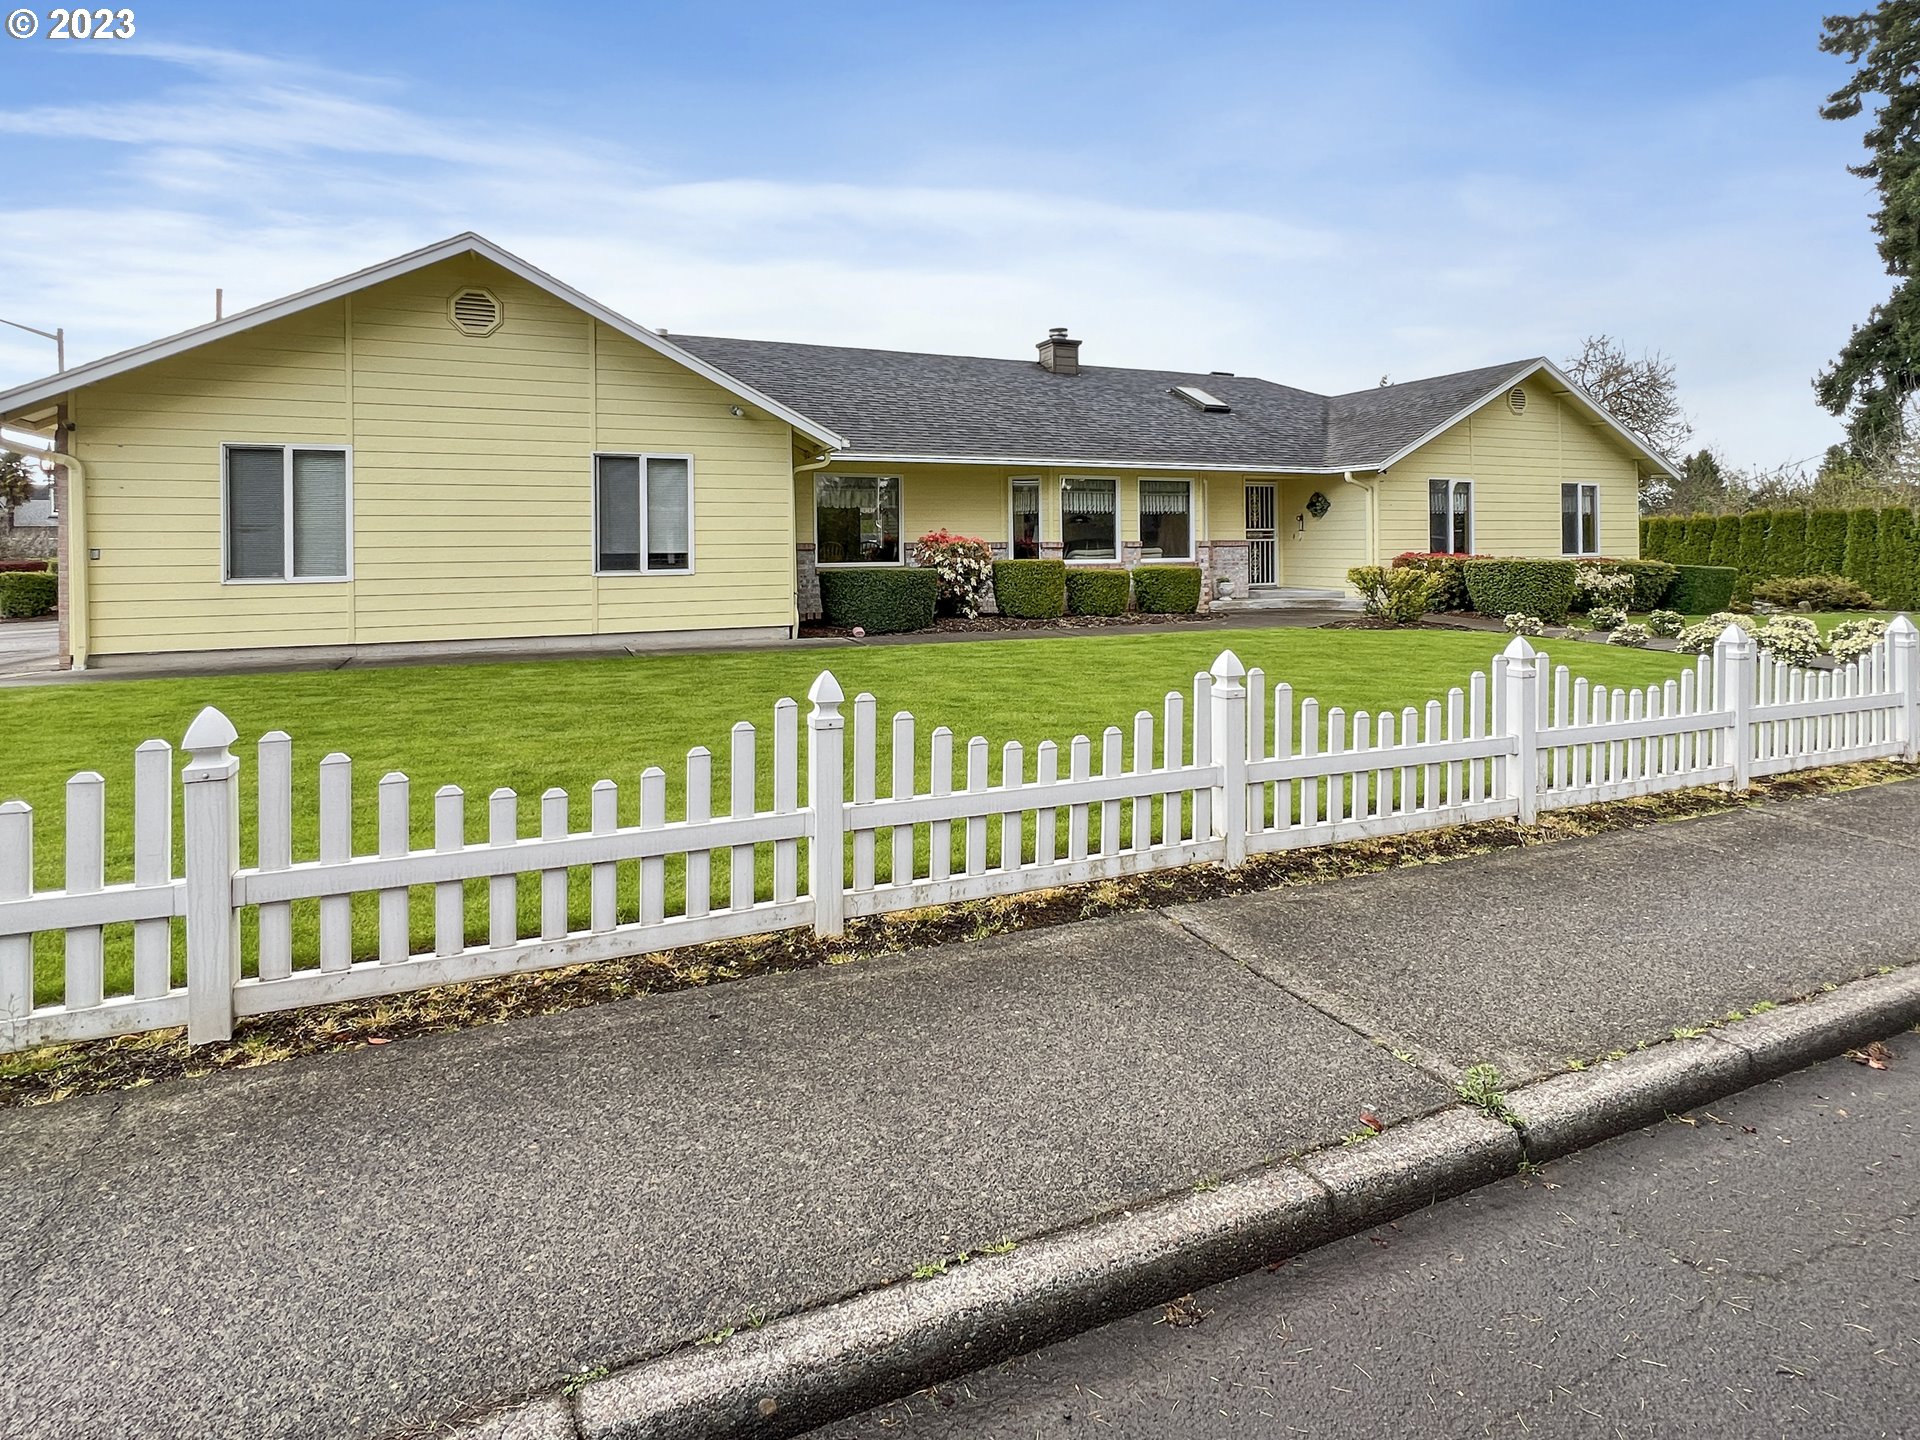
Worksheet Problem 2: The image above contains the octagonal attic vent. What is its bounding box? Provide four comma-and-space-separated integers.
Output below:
1507, 385, 1528, 415
448, 288, 503, 337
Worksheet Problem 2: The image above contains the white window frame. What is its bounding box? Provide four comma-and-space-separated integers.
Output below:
591, 452, 697, 577
1136, 476, 1195, 561
220, 442, 353, 585
1059, 475, 1120, 564
1562, 482, 1601, 557
1428, 476, 1475, 556
813, 473, 905, 568
1009, 476, 1043, 555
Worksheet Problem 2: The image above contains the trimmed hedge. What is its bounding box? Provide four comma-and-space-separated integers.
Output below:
1808, 509, 1849, 574
1462, 558, 1578, 624
1389, 552, 1486, 612
1707, 513, 1740, 570
990, 558, 1066, 618
1132, 564, 1202, 614
1843, 508, 1880, 596
1681, 515, 1716, 566
1765, 509, 1807, 580
1878, 508, 1916, 610
1666, 563, 1737, 614
1581, 557, 1677, 610
1066, 567, 1131, 617
0, 571, 57, 618
1735, 511, 1770, 600
818, 566, 938, 633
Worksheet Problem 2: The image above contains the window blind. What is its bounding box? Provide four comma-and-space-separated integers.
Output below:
596, 456, 642, 571
1138, 480, 1189, 515
291, 449, 348, 578
227, 447, 286, 580
646, 458, 690, 570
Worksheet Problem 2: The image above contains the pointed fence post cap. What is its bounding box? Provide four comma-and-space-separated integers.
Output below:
1717, 621, 1755, 651
1500, 635, 1537, 662
808, 670, 845, 707
182, 705, 237, 756
1211, 649, 1246, 684
1888, 613, 1918, 639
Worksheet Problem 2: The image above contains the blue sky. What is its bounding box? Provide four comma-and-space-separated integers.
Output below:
0, 1, 1886, 468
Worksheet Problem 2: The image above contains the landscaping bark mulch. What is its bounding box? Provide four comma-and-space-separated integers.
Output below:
800, 611, 1215, 639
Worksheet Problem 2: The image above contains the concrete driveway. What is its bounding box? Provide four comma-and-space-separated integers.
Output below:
0, 618, 57, 679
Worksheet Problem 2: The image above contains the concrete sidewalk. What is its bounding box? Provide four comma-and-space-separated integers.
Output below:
4, 783, 1920, 1439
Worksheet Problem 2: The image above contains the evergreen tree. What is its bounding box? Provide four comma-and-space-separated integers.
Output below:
1684, 515, 1717, 565
1638, 516, 1653, 555
1844, 507, 1883, 595
1736, 511, 1772, 600
1766, 508, 1809, 577
1708, 513, 1742, 569
1817, 8, 1920, 446
1808, 508, 1852, 572
1875, 506, 1917, 606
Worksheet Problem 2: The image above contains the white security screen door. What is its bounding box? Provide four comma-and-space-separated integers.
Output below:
1245, 483, 1277, 586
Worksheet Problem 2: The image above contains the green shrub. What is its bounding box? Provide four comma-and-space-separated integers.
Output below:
1462, 558, 1578, 624
1389, 551, 1484, 611
1607, 622, 1652, 648
1588, 604, 1627, 631
1765, 509, 1807, 579
1682, 515, 1717, 566
1065, 567, 1130, 616
1642, 516, 1679, 561
0, 571, 57, 618
1707, 513, 1741, 569
990, 559, 1066, 618
1844, 508, 1880, 595
1131, 564, 1202, 614
1751, 573, 1876, 610
1647, 609, 1685, 637
1580, 556, 1677, 610
818, 566, 938, 633
1830, 616, 1890, 664
1808, 509, 1850, 574
1666, 564, 1737, 614
1735, 511, 1771, 601
1348, 565, 1435, 624
1638, 517, 1653, 557
1874, 507, 1916, 610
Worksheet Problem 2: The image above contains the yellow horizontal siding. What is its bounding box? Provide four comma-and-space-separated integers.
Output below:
74, 255, 797, 656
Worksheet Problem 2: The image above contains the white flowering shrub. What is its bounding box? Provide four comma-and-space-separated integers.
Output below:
1755, 615, 1822, 667
914, 529, 995, 618
1827, 617, 1889, 665
1587, 605, 1627, 631
1646, 609, 1685, 638
1675, 613, 1758, 654
1573, 568, 1635, 609
1607, 622, 1652, 648
1504, 612, 1545, 636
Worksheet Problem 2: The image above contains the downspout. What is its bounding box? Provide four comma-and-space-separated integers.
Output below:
47, 445, 88, 669
1342, 470, 1378, 568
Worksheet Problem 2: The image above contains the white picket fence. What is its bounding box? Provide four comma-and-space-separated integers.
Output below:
3, 619, 1916, 1054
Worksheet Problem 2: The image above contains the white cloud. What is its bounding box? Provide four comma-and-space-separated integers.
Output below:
0, 39, 1882, 469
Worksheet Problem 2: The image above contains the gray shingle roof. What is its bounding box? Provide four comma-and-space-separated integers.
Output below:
672, 334, 1544, 471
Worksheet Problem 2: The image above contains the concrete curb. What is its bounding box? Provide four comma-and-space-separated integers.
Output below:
459, 966, 1920, 1440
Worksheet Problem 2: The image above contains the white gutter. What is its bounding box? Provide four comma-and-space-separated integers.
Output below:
1342, 470, 1379, 565
46, 445, 86, 669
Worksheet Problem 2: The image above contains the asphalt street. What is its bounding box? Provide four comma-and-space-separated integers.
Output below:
814, 1033, 1920, 1440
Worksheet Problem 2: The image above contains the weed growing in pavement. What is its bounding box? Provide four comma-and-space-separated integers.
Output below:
561, 1366, 610, 1396
1192, 1174, 1222, 1192
1749, 1000, 1778, 1014
1671, 1025, 1711, 1040
1457, 1063, 1522, 1128
910, 1250, 974, 1280
1564, 1057, 1588, 1072
695, 1328, 735, 1347
1340, 1130, 1377, 1146
978, 1238, 1019, 1256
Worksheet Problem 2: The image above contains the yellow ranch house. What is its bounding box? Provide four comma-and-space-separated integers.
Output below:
0, 234, 1674, 669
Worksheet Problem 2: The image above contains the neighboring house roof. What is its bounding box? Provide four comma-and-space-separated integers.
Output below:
673, 337, 1674, 477
9, 494, 55, 527
0, 234, 849, 451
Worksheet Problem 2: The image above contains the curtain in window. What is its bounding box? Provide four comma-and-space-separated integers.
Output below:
1138, 480, 1191, 558
596, 456, 642, 571
1012, 481, 1040, 558
1451, 484, 1471, 554
227, 447, 286, 580
291, 449, 348, 577
816, 476, 899, 563
1581, 487, 1598, 555
1061, 478, 1117, 560
647, 457, 691, 570
1429, 478, 1450, 554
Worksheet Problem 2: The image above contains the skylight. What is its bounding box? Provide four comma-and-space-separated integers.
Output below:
1171, 384, 1230, 413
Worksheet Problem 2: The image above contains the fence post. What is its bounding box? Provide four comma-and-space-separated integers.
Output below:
181, 706, 241, 1045
1891, 615, 1919, 762
1210, 649, 1248, 867
807, 671, 847, 937
1714, 623, 1755, 789
1500, 636, 1539, 825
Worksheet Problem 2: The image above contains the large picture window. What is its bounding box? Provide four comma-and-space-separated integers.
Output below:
816, 475, 901, 565
225, 444, 350, 582
1138, 479, 1192, 560
1561, 483, 1600, 556
1427, 477, 1473, 555
1011, 478, 1041, 558
595, 454, 693, 573
1061, 477, 1118, 561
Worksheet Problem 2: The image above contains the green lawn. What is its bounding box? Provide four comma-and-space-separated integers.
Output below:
2, 628, 1690, 1003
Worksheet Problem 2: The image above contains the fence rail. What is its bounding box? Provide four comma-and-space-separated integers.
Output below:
3, 618, 1917, 1054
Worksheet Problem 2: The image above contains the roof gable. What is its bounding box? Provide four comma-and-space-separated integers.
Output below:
0, 234, 848, 450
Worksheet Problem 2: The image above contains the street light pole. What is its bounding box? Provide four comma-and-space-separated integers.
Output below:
0, 316, 63, 371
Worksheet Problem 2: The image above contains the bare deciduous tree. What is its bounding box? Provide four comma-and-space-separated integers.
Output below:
1562, 335, 1694, 462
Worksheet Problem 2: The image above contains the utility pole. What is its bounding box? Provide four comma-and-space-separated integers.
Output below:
0, 316, 64, 371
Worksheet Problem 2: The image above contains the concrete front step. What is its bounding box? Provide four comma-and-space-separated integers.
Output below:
1216, 588, 1362, 613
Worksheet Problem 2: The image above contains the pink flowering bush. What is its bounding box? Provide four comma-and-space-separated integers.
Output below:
915, 529, 994, 618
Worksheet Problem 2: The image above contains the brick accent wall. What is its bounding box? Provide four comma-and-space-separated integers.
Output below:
796, 542, 822, 620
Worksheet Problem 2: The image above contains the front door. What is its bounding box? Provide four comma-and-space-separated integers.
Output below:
1245, 483, 1277, 586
